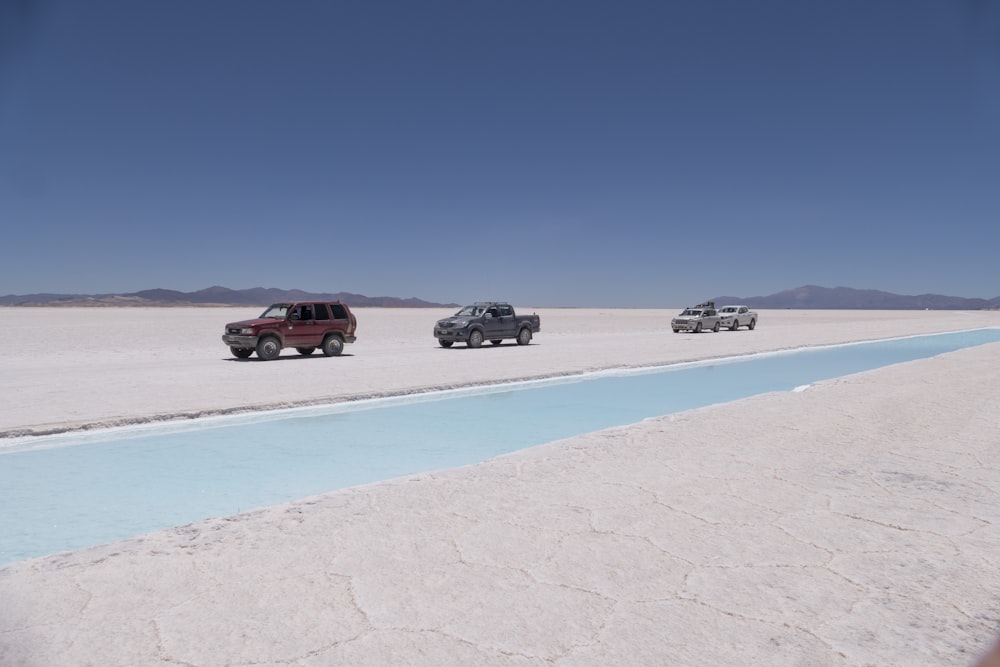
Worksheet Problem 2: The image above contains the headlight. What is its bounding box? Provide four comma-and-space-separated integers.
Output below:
240, 327, 254, 335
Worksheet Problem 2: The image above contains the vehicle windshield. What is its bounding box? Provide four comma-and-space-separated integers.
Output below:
260, 304, 291, 319
681, 309, 703, 316
455, 305, 485, 317
720, 307, 736, 313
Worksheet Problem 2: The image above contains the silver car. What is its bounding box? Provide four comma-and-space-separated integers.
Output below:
671, 307, 721, 333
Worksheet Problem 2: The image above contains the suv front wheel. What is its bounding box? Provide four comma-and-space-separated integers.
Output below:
256, 336, 281, 361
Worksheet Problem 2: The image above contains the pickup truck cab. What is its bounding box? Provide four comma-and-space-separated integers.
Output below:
671, 303, 722, 333
717, 305, 758, 331
222, 301, 357, 360
434, 302, 540, 348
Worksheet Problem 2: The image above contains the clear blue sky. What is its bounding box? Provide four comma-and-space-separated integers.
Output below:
2, 1, 998, 306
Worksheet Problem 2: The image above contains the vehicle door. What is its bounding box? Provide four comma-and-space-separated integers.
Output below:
496, 304, 517, 336
482, 305, 505, 339
285, 303, 323, 347
309, 303, 334, 345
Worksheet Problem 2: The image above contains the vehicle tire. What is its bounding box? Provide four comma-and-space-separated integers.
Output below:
694, 323, 702, 333
439, 339, 453, 348
748, 319, 756, 330
322, 335, 344, 357
230, 347, 253, 359
256, 336, 281, 361
730, 320, 739, 331
468, 330, 484, 348
491, 340, 503, 346
673, 329, 680, 333
712, 321, 720, 332
516, 327, 532, 345
295, 347, 315, 356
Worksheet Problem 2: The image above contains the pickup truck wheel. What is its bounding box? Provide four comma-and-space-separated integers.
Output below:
230, 347, 253, 359
322, 335, 344, 357
730, 320, 739, 331
694, 323, 702, 333
295, 347, 315, 356
439, 339, 453, 348
468, 330, 484, 348
490, 339, 502, 346
712, 321, 720, 332
749, 319, 756, 330
516, 327, 532, 345
256, 337, 281, 361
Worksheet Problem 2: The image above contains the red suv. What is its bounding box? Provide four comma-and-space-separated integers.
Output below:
222, 302, 357, 360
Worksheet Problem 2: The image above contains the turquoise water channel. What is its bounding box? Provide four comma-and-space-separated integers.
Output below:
2, 329, 999, 565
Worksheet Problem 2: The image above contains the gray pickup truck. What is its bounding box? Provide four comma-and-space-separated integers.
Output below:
434, 302, 540, 348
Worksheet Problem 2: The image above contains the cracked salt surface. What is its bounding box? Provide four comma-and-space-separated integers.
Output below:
2, 325, 1000, 666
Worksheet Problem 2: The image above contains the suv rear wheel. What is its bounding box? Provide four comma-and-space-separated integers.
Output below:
322, 335, 344, 357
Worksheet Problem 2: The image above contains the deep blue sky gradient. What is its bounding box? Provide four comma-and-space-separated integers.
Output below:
1, 1, 998, 306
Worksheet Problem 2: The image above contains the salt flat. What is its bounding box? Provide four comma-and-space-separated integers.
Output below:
1, 307, 999, 665
2, 306, 997, 437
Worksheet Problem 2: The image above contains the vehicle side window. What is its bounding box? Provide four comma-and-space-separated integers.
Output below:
330, 304, 347, 319
299, 305, 313, 320
487, 307, 498, 317
314, 304, 330, 320
499, 305, 513, 317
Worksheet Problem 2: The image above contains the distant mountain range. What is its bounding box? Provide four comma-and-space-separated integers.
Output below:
1, 284, 998, 309
710, 285, 1000, 310
0, 286, 458, 308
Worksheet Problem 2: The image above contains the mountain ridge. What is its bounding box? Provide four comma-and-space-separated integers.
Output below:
1, 285, 998, 309
0, 286, 459, 308
709, 285, 1000, 310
